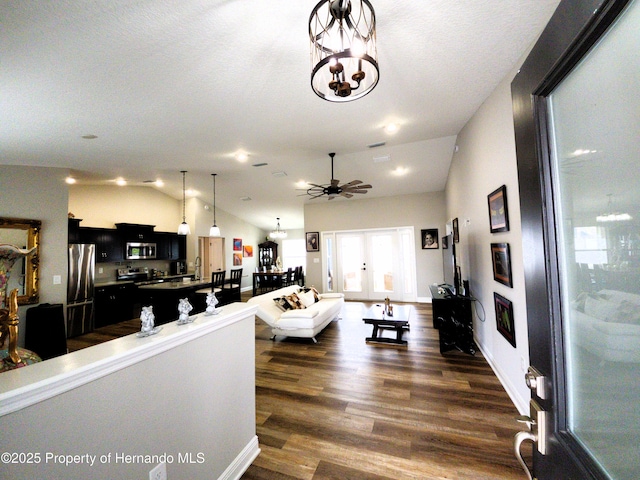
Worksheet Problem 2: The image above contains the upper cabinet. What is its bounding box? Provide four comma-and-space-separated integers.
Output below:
115, 223, 155, 243
79, 227, 123, 263
155, 232, 186, 260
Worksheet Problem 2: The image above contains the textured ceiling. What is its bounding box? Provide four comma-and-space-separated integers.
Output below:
1, 0, 560, 230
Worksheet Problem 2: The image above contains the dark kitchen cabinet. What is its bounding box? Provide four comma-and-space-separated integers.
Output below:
115, 223, 155, 243
94, 283, 136, 327
79, 227, 123, 263
155, 232, 186, 260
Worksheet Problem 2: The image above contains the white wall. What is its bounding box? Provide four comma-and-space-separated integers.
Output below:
0, 166, 70, 346
445, 63, 530, 413
0, 305, 258, 480
304, 192, 446, 299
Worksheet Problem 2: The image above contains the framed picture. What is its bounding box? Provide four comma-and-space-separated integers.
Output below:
488, 185, 510, 233
421, 229, 439, 249
452, 218, 459, 243
306, 232, 319, 252
494, 292, 516, 347
442, 235, 449, 249
233, 238, 243, 251
233, 252, 242, 266
491, 243, 513, 287
243, 245, 253, 257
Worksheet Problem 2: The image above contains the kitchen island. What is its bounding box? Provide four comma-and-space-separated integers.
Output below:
137, 279, 213, 324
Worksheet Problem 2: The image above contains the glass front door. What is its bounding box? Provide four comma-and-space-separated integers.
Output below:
513, 0, 639, 478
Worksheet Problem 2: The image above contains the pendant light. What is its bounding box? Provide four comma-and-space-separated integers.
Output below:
269, 218, 287, 239
209, 173, 221, 237
177, 170, 191, 235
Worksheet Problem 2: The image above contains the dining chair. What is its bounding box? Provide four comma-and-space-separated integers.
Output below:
222, 268, 243, 304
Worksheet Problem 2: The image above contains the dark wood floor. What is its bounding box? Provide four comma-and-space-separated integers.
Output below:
66, 293, 529, 479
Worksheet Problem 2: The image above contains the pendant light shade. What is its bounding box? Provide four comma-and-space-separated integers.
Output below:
269, 218, 287, 239
177, 170, 191, 235
209, 173, 221, 237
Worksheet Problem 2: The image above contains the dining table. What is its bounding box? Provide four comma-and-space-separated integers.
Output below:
252, 271, 288, 296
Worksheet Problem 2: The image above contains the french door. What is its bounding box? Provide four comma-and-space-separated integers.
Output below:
325, 228, 415, 302
512, 0, 639, 478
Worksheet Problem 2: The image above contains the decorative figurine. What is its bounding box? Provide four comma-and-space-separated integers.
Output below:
136, 305, 161, 337
1, 244, 37, 364
176, 297, 194, 325
204, 292, 220, 316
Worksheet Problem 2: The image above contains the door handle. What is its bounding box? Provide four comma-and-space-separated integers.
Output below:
514, 399, 547, 480
514, 430, 536, 480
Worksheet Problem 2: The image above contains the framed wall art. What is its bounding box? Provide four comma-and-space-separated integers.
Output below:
243, 245, 253, 257
421, 229, 439, 249
306, 232, 319, 252
494, 292, 516, 347
491, 243, 513, 287
488, 185, 509, 233
452, 218, 459, 243
233, 238, 243, 251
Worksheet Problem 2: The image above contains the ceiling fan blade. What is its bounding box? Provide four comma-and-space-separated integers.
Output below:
352, 184, 372, 189
342, 180, 363, 187
347, 189, 369, 194
340, 192, 353, 198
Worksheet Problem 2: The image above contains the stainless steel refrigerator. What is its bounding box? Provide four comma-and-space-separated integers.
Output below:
67, 243, 96, 337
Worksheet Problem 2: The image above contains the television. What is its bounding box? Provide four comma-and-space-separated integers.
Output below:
442, 234, 457, 295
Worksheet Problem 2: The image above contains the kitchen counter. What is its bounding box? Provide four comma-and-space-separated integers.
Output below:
137, 278, 211, 290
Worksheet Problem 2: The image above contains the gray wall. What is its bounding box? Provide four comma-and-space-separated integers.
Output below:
0, 166, 70, 346
445, 58, 530, 413
304, 192, 446, 299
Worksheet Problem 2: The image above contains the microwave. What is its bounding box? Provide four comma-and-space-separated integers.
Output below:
126, 242, 156, 260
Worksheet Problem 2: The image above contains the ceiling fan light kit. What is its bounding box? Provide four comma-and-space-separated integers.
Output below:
304, 153, 372, 200
309, 0, 379, 102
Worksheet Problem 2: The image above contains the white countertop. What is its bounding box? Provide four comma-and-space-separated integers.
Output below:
136, 279, 212, 290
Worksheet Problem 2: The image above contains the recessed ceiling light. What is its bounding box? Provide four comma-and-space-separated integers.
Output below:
385, 123, 399, 134
115, 178, 127, 186
392, 166, 408, 175
236, 152, 248, 162
81, 134, 98, 140
65, 176, 77, 184
295, 180, 309, 188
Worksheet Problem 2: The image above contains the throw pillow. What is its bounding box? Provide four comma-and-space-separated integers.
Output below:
285, 292, 305, 310
273, 296, 293, 312
298, 290, 317, 308
300, 286, 320, 302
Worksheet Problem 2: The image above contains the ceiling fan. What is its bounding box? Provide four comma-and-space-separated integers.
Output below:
302, 153, 372, 200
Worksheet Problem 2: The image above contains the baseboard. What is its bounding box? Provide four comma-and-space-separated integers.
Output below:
416, 296, 432, 303
476, 340, 528, 414
217, 435, 260, 480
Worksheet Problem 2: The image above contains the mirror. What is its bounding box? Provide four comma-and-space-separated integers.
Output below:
0, 217, 41, 306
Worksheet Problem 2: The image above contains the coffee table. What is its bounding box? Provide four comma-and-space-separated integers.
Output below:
362, 304, 411, 345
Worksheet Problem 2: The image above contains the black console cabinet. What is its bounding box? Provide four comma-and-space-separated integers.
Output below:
429, 285, 477, 355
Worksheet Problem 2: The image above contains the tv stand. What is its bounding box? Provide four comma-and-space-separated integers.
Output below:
429, 285, 477, 355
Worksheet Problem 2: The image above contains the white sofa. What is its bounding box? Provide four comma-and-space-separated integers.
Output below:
247, 285, 344, 343
572, 289, 640, 363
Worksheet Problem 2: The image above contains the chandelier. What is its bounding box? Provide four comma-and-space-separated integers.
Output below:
596, 194, 632, 222
309, 0, 379, 102
269, 218, 287, 239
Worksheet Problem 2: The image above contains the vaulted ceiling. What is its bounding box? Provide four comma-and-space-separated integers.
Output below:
1, 0, 560, 230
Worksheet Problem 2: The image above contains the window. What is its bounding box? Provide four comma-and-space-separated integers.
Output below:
282, 239, 306, 273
